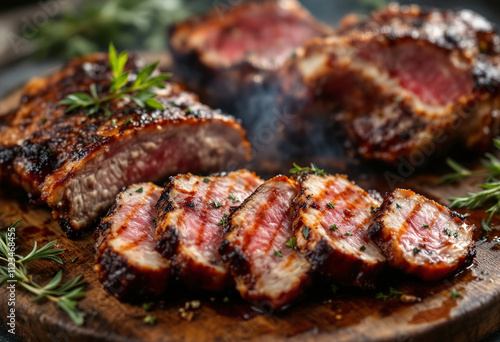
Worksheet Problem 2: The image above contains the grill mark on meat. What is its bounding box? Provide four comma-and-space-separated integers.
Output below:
369, 189, 475, 281
95, 183, 170, 300
156, 170, 263, 291
220, 175, 312, 309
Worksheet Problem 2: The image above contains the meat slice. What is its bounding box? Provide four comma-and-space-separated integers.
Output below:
0, 53, 251, 237
369, 189, 475, 282
169, 0, 332, 110
279, 4, 500, 163
95, 183, 170, 300
292, 173, 386, 288
219, 175, 312, 309
155, 169, 263, 291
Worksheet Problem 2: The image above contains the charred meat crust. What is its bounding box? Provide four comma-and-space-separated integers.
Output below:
368, 189, 476, 281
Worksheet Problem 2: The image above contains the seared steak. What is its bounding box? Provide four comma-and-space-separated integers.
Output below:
369, 189, 475, 282
280, 4, 500, 163
155, 170, 263, 291
0, 53, 251, 237
219, 175, 312, 309
169, 0, 331, 110
95, 183, 170, 299
292, 173, 386, 288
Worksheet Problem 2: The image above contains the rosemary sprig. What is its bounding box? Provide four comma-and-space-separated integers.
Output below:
443, 138, 500, 229
289, 163, 326, 177
59, 43, 171, 116
0, 220, 87, 325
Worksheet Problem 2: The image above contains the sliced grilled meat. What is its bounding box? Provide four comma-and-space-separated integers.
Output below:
369, 189, 475, 282
220, 175, 311, 309
0, 53, 251, 237
280, 4, 500, 163
155, 169, 263, 291
169, 0, 331, 110
292, 173, 386, 288
95, 183, 170, 300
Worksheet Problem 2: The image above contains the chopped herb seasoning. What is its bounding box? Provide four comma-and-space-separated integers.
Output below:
289, 163, 326, 177
327, 203, 335, 209
330, 224, 338, 230
209, 201, 222, 208
370, 206, 375, 213
202, 177, 210, 183
376, 292, 389, 301
142, 303, 152, 311
422, 224, 429, 228
396, 203, 402, 209
135, 187, 143, 193
218, 217, 227, 226
413, 247, 420, 255
443, 228, 452, 236
143, 315, 157, 325
453, 232, 458, 238
302, 226, 310, 239
123, 118, 133, 125
450, 289, 461, 299
229, 194, 240, 203
345, 231, 353, 236
394, 96, 403, 103
274, 250, 283, 257
360, 245, 366, 252
39, 117, 47, 125
184, 108, 193, 114
71, 256, 79, 263
286, 237, 296, 249
389, 287, 403, 297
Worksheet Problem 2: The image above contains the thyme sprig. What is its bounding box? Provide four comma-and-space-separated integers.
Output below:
0, 220, 87, 325
59, 43, 171, 116
289, 163, 326, 177
442, 138, 500, 229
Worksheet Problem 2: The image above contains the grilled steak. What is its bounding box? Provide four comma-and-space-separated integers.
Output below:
169, 0, 331, 111
292, 173, 386, 288
219, 175, 311, 309
279, 4, 500, 163
155, 169, 263, 291
369, 189, 475, 282
0, 53, 251, 237
95, 183, 170, 299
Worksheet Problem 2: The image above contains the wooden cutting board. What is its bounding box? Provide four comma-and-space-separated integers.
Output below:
0, 57, 500, 342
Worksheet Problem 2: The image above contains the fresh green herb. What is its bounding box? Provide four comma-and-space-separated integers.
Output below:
143, 315, 157, 325
440, 158, 491, 184
422, 224, 429, 228
123, 118, 133, 125
376, 292, 389, 301
59, 43, 171, 115
396, 203, 402, 209
274, 250, 283, 258
39, 117, 47, 125
450, 289, 462, 299
228, 194, 240, 203
203, 177, 210, 183
135, 187, 143, 193
286, 237, 296, 249
327, 202, 335, 209
345, 231, 353, 236
142, 303, 152, 311
413, 247, 420, 255
482, 219, 492, 232
71, 256, 79, 263
209, 201, 222, 208
218, 214, 229, 226
453, 232, 458, 238
370, 206, 375, 213
389, 287, 403, 297
443, 228, 452, 236
360, 245, 366, 252
184, 108, 193, 114
289, 163, 326, 177
330, 224, 338, 230
0, 220, 87, 325
302, 227, 310, 239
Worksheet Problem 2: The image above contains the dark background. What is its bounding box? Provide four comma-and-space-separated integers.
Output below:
0, 1, 500, 341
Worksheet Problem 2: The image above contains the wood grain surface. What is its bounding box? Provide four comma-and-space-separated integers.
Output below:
0, 56, 499, 342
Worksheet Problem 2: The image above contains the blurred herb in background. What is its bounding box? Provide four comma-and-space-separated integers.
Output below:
33, 0, 210, 59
